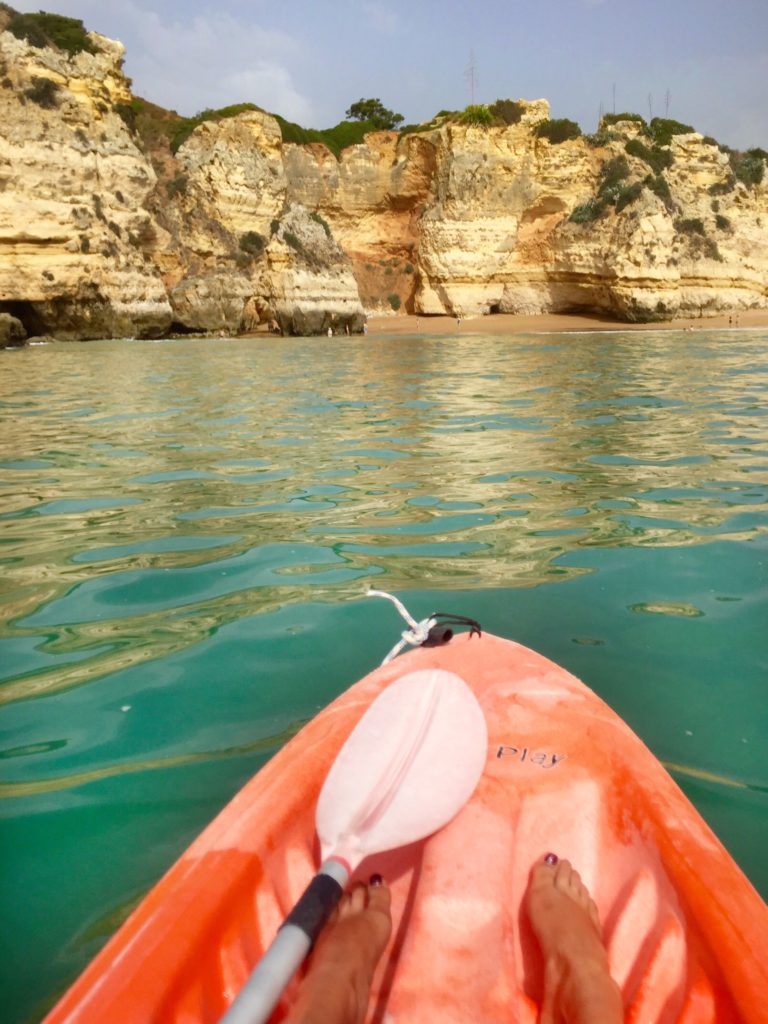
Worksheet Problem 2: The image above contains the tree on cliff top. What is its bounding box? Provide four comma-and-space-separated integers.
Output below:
345, 98, 404, 130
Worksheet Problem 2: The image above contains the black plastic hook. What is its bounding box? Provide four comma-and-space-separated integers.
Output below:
421, 612, 482, 648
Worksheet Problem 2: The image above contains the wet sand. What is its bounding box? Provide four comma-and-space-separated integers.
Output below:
366, 309, 768, 336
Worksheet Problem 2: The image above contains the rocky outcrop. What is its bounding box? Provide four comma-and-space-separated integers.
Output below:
266, 203, 364, 335
0, 310, 25, 346
0, 26, 172, 338
284, 131, 434, 312
1, 15, 766, 339
389, 105, 768, 320
548, 132, 768, 322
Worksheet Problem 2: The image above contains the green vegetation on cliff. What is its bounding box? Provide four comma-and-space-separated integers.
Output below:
345, 97, 403, 130
3, 7, 96, 56
730, 148, 766, 186
489, 99, 526, 125
272, 114, 376, 158
535, 118, 582, 144
459, 104, 494, 126
169, 102, 263, 152
571, 154, 641, 222
625, 136, 673, 174
649, 117, 695, 146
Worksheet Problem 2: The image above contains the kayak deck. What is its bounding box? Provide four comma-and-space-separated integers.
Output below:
45, 633, 768, 1023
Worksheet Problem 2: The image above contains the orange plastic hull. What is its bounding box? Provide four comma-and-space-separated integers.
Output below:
45, 634, 768, 1023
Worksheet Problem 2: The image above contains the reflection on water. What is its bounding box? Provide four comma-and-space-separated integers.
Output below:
2, 332, 766, 705
1, 331, 767, 1024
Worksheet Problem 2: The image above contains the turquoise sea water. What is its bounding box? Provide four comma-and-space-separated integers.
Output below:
1, 330, 767, 1023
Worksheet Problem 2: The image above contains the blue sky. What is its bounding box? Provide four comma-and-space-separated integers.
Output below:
14, 0, 768, 149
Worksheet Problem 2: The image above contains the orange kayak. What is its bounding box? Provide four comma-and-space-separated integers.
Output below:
45, 632, 768, 1023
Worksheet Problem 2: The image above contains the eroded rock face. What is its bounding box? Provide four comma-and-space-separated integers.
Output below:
284, 131, 434, 313
0, 28, 172, 338
173, 110, 286, 251
169, 271, 256, 333
402, 111, 768, 318
1, 20, 766, 338
0, 310, 26, 346
550, 133, 768, 322
266, 204, 364, 335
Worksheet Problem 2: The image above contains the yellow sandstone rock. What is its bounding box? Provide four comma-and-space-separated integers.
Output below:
1, 21, 766, 340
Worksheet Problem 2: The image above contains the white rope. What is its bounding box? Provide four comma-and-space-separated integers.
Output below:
367, 589, 436, 664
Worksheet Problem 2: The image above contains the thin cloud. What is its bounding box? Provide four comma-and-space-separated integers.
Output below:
13, 0, 315, 120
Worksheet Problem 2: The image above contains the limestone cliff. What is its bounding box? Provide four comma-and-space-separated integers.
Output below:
0, 23, 172, 339
376, 105, 767, 321
1, 13, 766, 342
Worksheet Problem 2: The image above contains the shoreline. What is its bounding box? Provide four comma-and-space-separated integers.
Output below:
365, 309, 768, 336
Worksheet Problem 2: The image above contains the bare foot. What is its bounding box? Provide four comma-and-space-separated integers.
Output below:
285, 878, 392, 1024
526, 856, 623, 1024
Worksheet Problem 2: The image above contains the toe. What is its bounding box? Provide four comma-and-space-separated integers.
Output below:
367, 880, 391, 917
531, 856, 559, 888
588, 896, 601, 932
347, 883, 367, 915
553, 859, 575, 892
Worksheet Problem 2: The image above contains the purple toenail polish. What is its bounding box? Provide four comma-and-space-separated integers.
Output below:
544, 853, 558, 865
370, 873, 383, 887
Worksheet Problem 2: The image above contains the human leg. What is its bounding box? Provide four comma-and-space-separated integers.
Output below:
525, 856, 623, 1024
284, 878, 392, 1024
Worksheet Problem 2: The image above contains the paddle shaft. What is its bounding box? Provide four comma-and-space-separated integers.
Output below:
220, 859, 349, 1024
219, 666, 487, 1023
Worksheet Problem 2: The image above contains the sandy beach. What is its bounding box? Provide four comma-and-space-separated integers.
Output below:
366, 309, 768, 336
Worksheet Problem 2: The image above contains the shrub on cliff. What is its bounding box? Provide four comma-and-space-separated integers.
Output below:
115, 99, 142, 133
601, 156, 631, 190
570, 197, 606, 224
388, 293, 401, 311
614, 181, 644, 212
239, 231, 265, 255
24, 76, 59, 108
170, 102, 262, 153
459, 104, 493, 127
729, 148, 766, 186
645, 173, 675, 212
283, 231, 304, 256
625, 137, 673, 174
535, 118, 581, 144
601, 112, 647, 129
489, 99, 526, 125
675, 218, 705, 236
584, 129, 623, 147
310, 212, 331, 237
8, 10, 96, 56
648, 117, 695, 146
569, 154, 642, 222
274, 114, 372, 159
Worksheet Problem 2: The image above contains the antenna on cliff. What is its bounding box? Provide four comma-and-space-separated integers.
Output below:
648, 92, 653, 121
665, 88, 671, 116
465, 50, 477, 105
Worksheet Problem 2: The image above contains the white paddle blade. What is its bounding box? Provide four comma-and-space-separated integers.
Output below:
317, 669, 487, 867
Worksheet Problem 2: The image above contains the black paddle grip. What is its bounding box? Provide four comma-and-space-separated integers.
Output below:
282, 873, 344, 944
